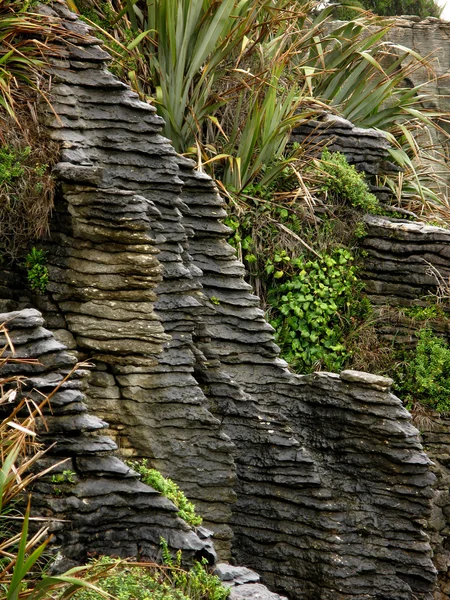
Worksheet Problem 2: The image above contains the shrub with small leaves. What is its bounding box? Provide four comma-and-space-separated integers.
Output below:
127, 460, 202, 527
24, 247, 48, 293
318, 150, 379, 212
395, 328, 450, 413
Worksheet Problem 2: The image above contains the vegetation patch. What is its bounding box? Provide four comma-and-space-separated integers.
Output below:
73, 542, 229, 600
127, 460, 202, 527
23, 247, 48, 294
0, 127, 58, 261
316, 150, 379, 212
268, 248, 368, 373
394, 328, 450, 413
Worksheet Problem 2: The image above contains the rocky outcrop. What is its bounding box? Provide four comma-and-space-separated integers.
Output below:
361, 215, 450, 596
0, 4, 440, 599
36, 1, 236, 558
0, 308, 215, 565
361, 214, 450, 344
420, 413, 450, 600
291, 113, 392, 176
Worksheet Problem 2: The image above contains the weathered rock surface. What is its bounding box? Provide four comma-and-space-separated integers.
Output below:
0, 309, 215, 564
361, 214, 450, 597
0, 5, 440, 600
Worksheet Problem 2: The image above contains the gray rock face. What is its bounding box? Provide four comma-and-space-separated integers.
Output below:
360, 214, 450, 597
361, 214, 450, 343
0, 5, 440, 599
229, 584, 288, 600
0, 309, 215, 565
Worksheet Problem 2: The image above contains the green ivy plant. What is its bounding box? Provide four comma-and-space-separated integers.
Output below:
268, 248, 367, 373
127, 460, 202, 527
24, 247, 48, 293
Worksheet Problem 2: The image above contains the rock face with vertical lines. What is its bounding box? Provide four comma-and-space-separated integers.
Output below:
0, 4, 441, 599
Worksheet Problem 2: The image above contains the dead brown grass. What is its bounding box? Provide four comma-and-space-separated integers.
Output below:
0, 103, 59, 260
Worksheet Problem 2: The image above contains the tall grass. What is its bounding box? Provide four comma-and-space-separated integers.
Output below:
77, 0, 450, 214
0, 0, 68, 123
0, 322, 107, 600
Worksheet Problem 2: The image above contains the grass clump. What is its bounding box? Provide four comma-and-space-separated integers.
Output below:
127, 460, 202, 527
0, 116, 58, 260
395, 328, 450, 413
73, 541, 229, 600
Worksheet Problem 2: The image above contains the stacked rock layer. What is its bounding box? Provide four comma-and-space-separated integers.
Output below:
0, 4, 441, 599
361, 214, 450, 597
0, 309, 215, 564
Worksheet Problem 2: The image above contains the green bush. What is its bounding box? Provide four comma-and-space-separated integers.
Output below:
73, 542, 229, 600
317, 150, 379, 212
24, 247, 48, 294
395, 328, 450, 413
127, 460, 202, 527
268, 248, 367, 373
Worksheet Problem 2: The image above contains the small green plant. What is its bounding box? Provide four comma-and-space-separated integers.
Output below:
73, 541, 229, 600
402, 304, 444, 321
353, 221, 368, 240
127, 460, 202, 527
395, 328, 450, 413
0, 145, 30, 188
24, 247, 48, 294
317, 150, 379, 213
51, 469, 77, 484
268, 248, 367, 373
209, 296, 221, 306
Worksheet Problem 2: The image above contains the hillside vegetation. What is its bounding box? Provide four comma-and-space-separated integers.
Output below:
2, 1, 450, 596
2, 0, 450, 405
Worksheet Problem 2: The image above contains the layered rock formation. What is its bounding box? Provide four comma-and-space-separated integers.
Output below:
361, 215, 450, 595
0, 4, 442, 599
0, 308, 215, 564
361, 214, 450, 344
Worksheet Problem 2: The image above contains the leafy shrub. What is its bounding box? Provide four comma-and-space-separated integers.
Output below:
317, 150, 379, 212
268, 248, 367, 373
73, 543, 229, 600
24, 247, 48, 294
127, 460, 202, 527
395, 328, 450, 413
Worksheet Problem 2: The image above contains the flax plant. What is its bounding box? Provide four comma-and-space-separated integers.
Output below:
0, 0, 67, 122
78, 0, 450, 212
0, 322, 107, 600
299, 17, 450, 210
